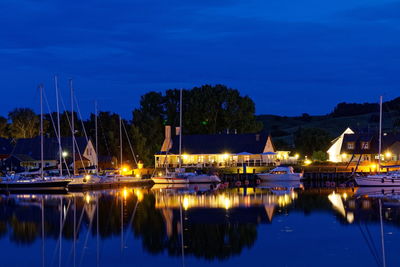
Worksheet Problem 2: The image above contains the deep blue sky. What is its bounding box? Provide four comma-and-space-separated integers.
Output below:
1, 0, 399, 119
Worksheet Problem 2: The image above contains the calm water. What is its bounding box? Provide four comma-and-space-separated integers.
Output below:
1, 183, 399, 267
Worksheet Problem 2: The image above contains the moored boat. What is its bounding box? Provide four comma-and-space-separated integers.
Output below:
257, 166, 303, 181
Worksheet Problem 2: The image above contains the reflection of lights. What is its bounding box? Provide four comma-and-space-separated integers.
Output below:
183, 196, 189, 210
135, 173, 141, 178
123, 188, 128, 199
134, 189, 144, 202
342, 193, 348, 200
328, 192, 346, 217
224, 197, 231, 210
85, 194, 91, 204
346, 212, 354, 224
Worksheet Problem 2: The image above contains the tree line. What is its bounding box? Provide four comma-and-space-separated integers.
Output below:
0, 85, 262, 166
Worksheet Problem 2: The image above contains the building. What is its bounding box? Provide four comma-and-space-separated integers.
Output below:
327, 128, 400, 165
155, 126, 296, 170
0, 138, 14, 172
3, 136, 97, 172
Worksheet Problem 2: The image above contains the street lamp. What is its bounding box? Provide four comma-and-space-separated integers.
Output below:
62, 151, 68, 158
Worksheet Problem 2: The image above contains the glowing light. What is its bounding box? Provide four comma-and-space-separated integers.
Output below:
62, 151, 68, 157
370, 164, 377, 170
85, 175, 91, 181
137, 162, 143, 169
158, 172, 162, 176
341, 153, 347, 159
222, 153, 229, 160
304, 159, 312, 165
135, 173, 141, 178
342, 193, 348, 200
328, 192, 346, 217
122, 167, 128, 172
182, 154, 188, 160
183, 196, 189, 210
385, 151, 392, 159
294, 154, 300, 159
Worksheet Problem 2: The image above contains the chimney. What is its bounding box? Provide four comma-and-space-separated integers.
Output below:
175, 127, 181, 136
256, 134, 260, 141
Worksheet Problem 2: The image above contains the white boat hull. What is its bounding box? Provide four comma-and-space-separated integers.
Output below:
151, 177, 189, 184
257, 173, 302, 181
355, 176, 400, 187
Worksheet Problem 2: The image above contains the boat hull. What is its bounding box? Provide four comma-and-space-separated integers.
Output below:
0, 180, 71, 191
355, 176, 400, 187
257, 173, 302, 181
151, 177, 189, 184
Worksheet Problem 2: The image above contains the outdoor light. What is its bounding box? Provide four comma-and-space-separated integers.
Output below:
385, 151, 392, 159
341, 153, 347, 159
62, 151, 68, 157
294, 154, 300, 159
222, 153, 229, 160
304, 159, 312, 165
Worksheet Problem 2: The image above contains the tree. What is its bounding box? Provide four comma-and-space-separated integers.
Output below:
294, 127, 332, 157
312, 150, 328, 161
8, 108, 39, 138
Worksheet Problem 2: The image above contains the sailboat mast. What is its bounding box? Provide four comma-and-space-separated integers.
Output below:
95, 101, 99, 176
120, 115, 123, 169
40, 85, 44, 180
55, 76, 62, 176
178, 88, 182, 170
378, 96, 383, 173
70, 79, 76, 176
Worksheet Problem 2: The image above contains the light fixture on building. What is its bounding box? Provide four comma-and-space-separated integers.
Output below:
62, 151, 68, 157
385, 151, 392, 159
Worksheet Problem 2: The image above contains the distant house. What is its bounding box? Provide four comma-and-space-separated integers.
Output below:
155, 126, 296, 170
4, 137, 97, 172
0, 138, 14, 172
327, 128, 400, 164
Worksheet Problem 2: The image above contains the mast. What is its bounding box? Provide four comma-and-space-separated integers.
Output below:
70, 79, 76, 176
95, 101, 99, 176
55, 76, 62, 176
120, 115, 123, 169
178, 88, 182, 171
378, 96, 383, 173
40, 84, 44, 180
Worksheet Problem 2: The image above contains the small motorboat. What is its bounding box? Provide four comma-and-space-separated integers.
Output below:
257, 166, 303, 181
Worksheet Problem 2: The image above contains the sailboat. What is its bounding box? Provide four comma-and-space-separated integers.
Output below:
151, 89, 221, 184
0, 85, 71, 191
355, 96, 400, 186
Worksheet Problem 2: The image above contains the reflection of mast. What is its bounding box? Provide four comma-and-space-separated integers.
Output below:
121, 193, 124, 253
59, 198, 62, 267
73, 196, 76, 267
180, 197, 185, 267
379, 199, 386, 267
96, 195, 100, 267
41, 197, 45, 267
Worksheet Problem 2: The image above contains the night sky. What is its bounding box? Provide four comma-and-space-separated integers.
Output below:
1, 0, 399, 118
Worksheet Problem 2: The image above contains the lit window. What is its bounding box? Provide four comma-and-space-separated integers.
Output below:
360, 142, 369, 149
347, 142, 355, 149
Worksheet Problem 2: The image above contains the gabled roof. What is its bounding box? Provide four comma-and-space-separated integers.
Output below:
0, 138, 13, 155
163, 133, 269, 154
12, 137, 90, 161
341, 132, 400, 154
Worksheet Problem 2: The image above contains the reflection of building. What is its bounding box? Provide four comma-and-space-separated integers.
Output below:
155, 126, 297, 170
327, 128, 400, 166
3, 137, 97, 171
0, 138, 13, 172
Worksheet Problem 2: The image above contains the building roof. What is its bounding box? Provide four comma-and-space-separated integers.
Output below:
0, 138, 13, 156
162, 133, 269, 155
11, 137, 90, 161
341, 132, 400, 154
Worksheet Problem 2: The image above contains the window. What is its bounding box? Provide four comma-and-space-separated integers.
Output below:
347, 142, 355, 149
361, 142, 369, 149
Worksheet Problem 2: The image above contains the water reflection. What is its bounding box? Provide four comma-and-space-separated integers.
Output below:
0, 183, 399, 266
